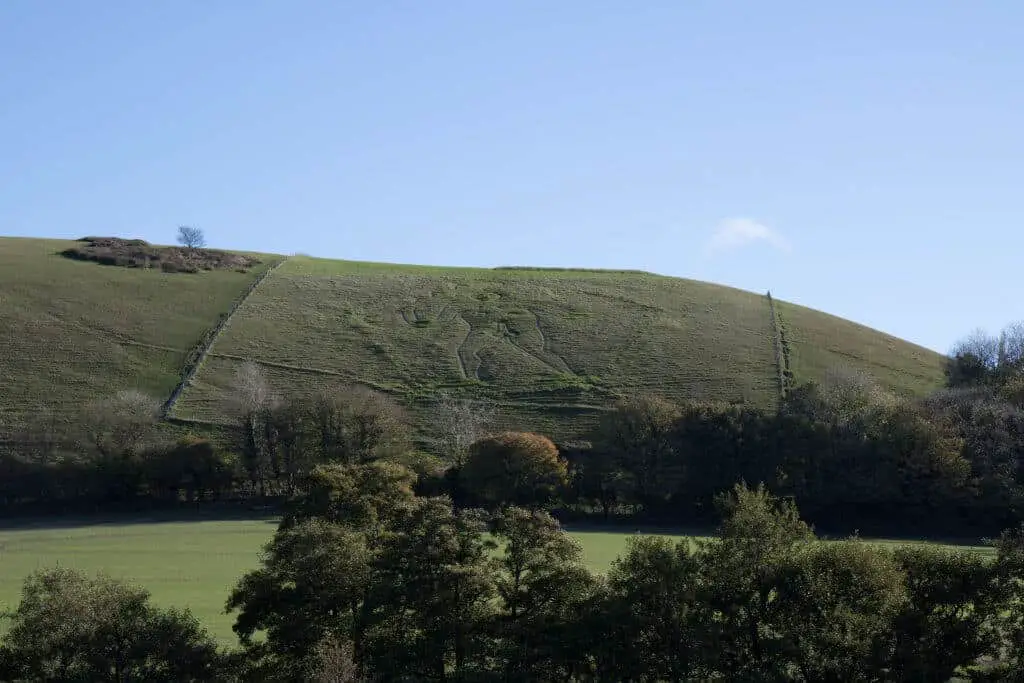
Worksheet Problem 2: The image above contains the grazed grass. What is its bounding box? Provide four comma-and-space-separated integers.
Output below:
0, 237, 274, 427
0, 518, 993, 645
1, 240, 945, 441
178, 256, 799, 441
777, 300, 944, 397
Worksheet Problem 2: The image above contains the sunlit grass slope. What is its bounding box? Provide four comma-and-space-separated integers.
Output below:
174, 255, 944, 441
778, 300, 944, 397
0, 237, 273, 425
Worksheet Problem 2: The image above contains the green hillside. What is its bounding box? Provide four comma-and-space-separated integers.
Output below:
0, 238, 276, 425
1, 238, 945, 443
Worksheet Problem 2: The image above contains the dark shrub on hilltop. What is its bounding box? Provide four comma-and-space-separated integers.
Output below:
60, 236, 260, 273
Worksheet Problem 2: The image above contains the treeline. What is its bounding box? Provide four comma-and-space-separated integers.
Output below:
0, 364, 429, 511
6, 465, 1024, 681
556, 323, 1024, 535
2, 325, 1023, 536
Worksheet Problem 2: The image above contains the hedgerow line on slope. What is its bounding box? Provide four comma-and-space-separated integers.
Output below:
766, 290, 787, 400
160, 257, 289, 418
776, 305, 794, 396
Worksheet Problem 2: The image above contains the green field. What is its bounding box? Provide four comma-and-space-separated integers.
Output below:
0, 518, 994, 645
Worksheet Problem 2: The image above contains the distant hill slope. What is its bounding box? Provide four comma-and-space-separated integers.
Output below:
0, 237, 275, 425
172, 255, 944, 441
0, 238, 944, 443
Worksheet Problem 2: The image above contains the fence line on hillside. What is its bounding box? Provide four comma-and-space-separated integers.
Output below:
766, 291, 788, 401
160, 257, 289, 419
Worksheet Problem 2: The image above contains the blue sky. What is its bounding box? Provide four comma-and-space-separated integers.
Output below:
2, 1, 1021, 353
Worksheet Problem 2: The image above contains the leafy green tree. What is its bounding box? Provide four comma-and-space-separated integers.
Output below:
0, 567, 221, 682
563, 443, 626, 520
462, 432, 568, 508
987, 524, 1024, 681
882, 545, 1002, 682
226, 462, 425, 681
282, 461, 418, 531
144, 437, 236, 502
363, 497, 497, 680
489, 506, 600, 681
1000, 376, 1024, 407
699, 483, 814, 679
600, 535, 708, 681
226, 520, 373, 680
308, 388, 411, 465
595, 395, 681, 512
265, 397, 315, 495
863, 404, 970, 510
671, 402, 784, 516
774, 540, 906, 681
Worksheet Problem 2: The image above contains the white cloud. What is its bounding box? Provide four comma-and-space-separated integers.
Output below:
705, 218, 790, 255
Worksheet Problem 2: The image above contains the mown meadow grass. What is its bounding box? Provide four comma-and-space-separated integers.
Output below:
0, 517, 994, 645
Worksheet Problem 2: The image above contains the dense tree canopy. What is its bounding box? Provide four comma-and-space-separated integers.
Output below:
462, 432, 568, 508
5, 321, 1024, 678
0, 568, 222, 682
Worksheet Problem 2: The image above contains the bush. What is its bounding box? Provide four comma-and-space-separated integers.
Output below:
58, 236, 260, 273
0, 567, 223, 681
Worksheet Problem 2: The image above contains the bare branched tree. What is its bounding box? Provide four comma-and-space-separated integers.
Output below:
947, 324, 1024, 388
306, 636, 362, 683
229, 362, 279, 497
999, 321, 1024, 368
822, 366, 896, 421
176, 225, 206, 250
229, 361, 277, 417
434, 393, 496, 466
80, 390, 161, 459
951, 329, 1001, 370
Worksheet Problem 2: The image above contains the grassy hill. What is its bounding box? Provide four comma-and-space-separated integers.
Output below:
0, 238, 276, 425
1, 237, 945, 443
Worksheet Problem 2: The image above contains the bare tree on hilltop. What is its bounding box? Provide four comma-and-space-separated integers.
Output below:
177, 225, 206, 250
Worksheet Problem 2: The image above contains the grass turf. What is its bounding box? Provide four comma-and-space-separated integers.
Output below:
0, 239, 945, 442
0, 237, 275, 428
174, 255, 944, 443
777, 300, 944, 397
0, 518, 995, 646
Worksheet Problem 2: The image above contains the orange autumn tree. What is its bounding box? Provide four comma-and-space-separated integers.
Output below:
462, 432, 568, 508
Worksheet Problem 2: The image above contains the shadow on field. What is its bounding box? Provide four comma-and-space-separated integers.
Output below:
561, 522, 714, 539
0, 503, 282, 532
560, 521, 992, 551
